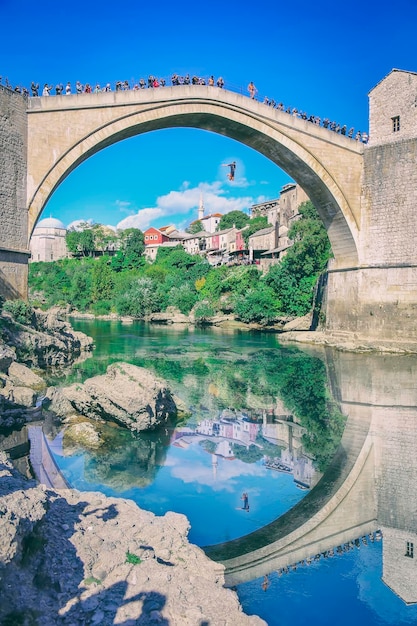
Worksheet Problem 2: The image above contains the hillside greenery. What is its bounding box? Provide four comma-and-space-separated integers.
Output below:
28, 202, 331, 323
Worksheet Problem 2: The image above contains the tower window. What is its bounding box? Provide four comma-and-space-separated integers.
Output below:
405, 541, 414, 558
392, 116, 400, 132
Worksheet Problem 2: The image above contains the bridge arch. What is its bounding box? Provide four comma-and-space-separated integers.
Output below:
27, 87, 363, 267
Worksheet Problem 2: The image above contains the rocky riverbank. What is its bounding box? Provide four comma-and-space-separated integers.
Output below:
0, 307, 93, 430
0, 308, 266, 624
0, 454, 264, 626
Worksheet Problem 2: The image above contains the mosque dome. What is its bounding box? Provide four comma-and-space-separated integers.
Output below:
35, 217, 66, 230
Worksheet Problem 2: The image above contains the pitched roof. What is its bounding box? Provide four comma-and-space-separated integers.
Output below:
368, 68, 417, 94
248, 226, 275, 238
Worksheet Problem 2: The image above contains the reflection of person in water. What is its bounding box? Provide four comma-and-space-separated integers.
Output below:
241, 492, 249, 510
262, 575, 270, 591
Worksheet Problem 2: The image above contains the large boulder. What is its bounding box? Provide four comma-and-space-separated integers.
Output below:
7, 362, 46, 391
59, 362, 177, 432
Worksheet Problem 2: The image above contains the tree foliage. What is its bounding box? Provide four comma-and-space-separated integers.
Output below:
243, 216, 269, 246
217, 210, 249, 231
186, 220, 203, 234
264, 201, 331, 316
234, 286, 278, 324
111, 228, 145, 271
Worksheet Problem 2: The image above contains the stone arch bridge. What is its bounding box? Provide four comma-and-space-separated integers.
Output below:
1, 68, 417, 341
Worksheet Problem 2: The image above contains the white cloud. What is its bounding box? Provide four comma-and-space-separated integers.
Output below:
117, 207, 165, 231
67, 218, 94, 231
116, 181, 257, 231
115, 199, 135, 216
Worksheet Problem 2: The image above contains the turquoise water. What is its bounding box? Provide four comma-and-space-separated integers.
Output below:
48, 320, 417, 626
238, 540, 417, 626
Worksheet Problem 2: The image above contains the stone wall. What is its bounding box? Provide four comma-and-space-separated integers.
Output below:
324, 70, 417, 341
369, 69, 417, 146
0, 86, 28, 299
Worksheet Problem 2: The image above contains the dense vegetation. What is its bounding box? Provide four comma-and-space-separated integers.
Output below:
28, 201, 331, 324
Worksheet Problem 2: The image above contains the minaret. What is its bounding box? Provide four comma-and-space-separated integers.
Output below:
198, 193, 204, 221
211, 454, 218, 481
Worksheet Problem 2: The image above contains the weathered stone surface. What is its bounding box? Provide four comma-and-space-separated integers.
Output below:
145, 306, 190, 324
6, 385, 36, 408
0, 455, 265, 625
7, 361, 46, 390
282, 312, 312, 332
0, 308, 94, 369
45, 385, 76, 416
0, 343, 15, 373
59, 362, 177, 431
63, 421, 103, 449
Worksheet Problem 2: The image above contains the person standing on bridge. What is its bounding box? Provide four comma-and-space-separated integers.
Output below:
248, 81, 257, 99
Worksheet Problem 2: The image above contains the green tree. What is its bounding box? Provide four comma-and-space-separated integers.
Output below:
186, 220, 203, 234
3, 300, 34, 325
234, 286, 278, 324
91, 257, 114, 303
66, 230, 82, 257
217, 210, 249, 231
264, 201, 331, 316
90, 224, 118, 254
223, 265, 261, 295
111, 228, 145, 271
78, 228, 95, 257
243, 215, 269, 246
169, 283, 198, 314
193, 300, 215, 323
115, 277, 162, 317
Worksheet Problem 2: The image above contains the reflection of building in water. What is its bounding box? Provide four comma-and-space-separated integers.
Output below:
197, 417, 258, 446
215, 440, 235, 459
262, 414, 318, 489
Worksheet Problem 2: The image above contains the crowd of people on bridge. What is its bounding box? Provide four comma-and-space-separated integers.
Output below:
0, 73, 368, 143
261, 93, 369, 143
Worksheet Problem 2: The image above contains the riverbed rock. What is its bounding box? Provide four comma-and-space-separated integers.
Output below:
0, 454, 265, 626
7, 361, 46, 391
0, 343, 15, 373
59, 362, 177, 432
63, 420, 103, 450
0, 307, 94, 369
282, 312, 313, 332
7, 385, 37, 408
145, 306, 191, 324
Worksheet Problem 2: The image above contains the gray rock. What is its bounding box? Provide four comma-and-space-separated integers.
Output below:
8, 361, 46, 391
0, 344, 15, 373
282, 312, 313, 332
61, 362, 177, 432
63, 421, 102, 450
7, 385, 36, 408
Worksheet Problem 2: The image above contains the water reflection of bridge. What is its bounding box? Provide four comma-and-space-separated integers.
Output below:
205, 349, 417, 605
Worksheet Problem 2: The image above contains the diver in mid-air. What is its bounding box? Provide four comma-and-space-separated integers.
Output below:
222, 161, 236, 181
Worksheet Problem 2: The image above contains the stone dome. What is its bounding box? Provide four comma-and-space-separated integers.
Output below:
35, 217, 66, 230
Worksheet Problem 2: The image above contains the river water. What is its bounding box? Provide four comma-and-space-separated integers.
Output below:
47, 320, 417, 626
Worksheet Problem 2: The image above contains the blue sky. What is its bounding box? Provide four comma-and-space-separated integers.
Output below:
3, 0, 417, 232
